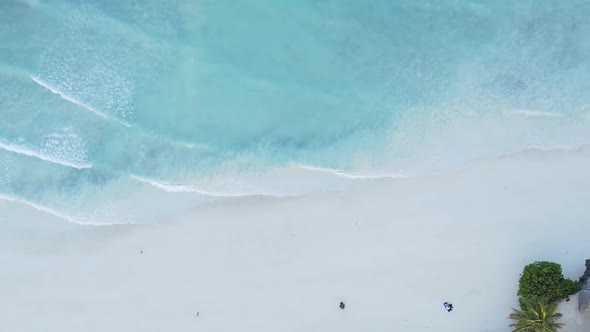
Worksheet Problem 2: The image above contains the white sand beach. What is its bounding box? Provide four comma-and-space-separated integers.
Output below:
2, 146, 590, 332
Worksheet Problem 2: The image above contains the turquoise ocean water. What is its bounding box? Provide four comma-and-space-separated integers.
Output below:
2, 0, 590, 224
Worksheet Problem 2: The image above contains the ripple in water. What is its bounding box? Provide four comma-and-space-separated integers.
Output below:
33, 6, 136, 126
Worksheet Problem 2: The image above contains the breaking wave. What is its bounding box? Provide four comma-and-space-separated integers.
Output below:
2, 1, 590, 224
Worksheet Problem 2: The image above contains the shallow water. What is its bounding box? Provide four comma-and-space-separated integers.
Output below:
2, 0, 590, 223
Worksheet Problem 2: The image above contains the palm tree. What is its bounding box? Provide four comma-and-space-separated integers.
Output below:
509, 297, 565, 332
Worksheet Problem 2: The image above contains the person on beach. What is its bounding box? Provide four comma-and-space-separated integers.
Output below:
443, 302, 453, 312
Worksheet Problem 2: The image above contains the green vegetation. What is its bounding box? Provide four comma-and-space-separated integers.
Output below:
509, 297, 564, 332
517, 261, 581, 303
509, 261, 582, 331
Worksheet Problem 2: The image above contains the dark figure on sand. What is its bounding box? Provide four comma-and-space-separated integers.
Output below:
443, 302, 453, 312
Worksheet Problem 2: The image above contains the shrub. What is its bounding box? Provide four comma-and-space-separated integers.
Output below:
560, 279, 582, 298
518, 261, 581, 303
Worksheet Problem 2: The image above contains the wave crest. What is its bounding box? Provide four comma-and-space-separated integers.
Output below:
0, 139, 91, 169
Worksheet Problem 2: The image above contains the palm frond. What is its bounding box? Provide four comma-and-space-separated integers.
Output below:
508, 297, 565, 332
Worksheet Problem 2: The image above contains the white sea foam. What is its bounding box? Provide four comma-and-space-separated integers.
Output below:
505, 109, 563, 118
31, 5, 137, 126
130, 175, 279, 197
131, 165, 406, 199
0, 194, 132, 226
30, 76, 131, 127
0, 194, 17, 202
0, 140, 92, 169
495, 143, 590, 160
290, 165, 407, 179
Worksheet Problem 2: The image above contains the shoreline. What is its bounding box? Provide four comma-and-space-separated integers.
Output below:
2, 145, 590, 331
2, 142, 590, 227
